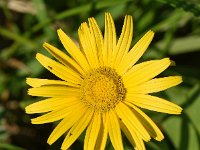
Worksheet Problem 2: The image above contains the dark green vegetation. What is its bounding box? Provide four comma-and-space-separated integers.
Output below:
0, 0, 200, 149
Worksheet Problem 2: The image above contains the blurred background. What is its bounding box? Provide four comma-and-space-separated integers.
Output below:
0, 0, 200, 150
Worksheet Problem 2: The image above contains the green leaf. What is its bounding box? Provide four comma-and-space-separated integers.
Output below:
30, 0, 132, 34
0, 28, 36, 49
32, 0, 54, 38
184, 84, 200, 134
146, 140, 170, 150
0, 143, 25, 150
155, 0, 200, 17
162, 84, 200, 150
162, 115, 200, 150
168, 36, 200, 55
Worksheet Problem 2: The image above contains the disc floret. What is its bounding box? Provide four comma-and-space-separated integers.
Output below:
80, 67, 126, 112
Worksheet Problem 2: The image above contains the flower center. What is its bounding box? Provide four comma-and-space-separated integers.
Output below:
80, 67, 126, 112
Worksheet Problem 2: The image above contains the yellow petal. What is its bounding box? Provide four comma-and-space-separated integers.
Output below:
125, 102, 164, 141
26, 78, 80, 88
88, 17, 104, 66
95, 113, 108, 150
25, 97, 78, 114
115, 102, 151, 142
61, 109, 94, 150
43, 42, 85, 76
57, 29, 90, 72
36, 53, 81, 84
128, 76, 183, 94
117, 30, 154, 75
103, 12, 116, 66
113, 15, 133, 68
123, 58, 171, 87
31, 101, 82, 124
28, 86, 80, 97
123, 59, 157, 77
126, 94, 182, 114
84, 112, 101, 150
120, 120, 145, 150
107, 109, 124, 150
78, 22, 99, 68
47, 104, 86, 145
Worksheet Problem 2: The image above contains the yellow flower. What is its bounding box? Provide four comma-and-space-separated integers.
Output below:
26, 12, 182, 150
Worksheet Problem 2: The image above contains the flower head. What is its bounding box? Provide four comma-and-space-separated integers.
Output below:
26, 12, 182, 150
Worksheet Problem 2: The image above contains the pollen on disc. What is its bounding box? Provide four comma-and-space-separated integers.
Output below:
80, 67, 126, 112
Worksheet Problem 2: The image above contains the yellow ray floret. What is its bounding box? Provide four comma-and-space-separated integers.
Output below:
128, 76, 182, 93
78, 22, 99, 68
57, 29, 91, 72
61, 109, 94, 150
36, 53, 81, 84
126, 94, 182, 114
107, 110, 124, 150
94, 113, 108, 150
84, 112, 101, 150
120, 120, 145, 150
123, 58, 171, 87
26, 78, 80, 88
25, 97, 79, 114
43, 42, 85, 76
113, 15, 133, 68
47, 105, 86, 145
126, 103, 164, 141
88, 18, 104, 66
28, 86, 80, 97
115, 102, 151, 142
117, 30, 154, 75
103, 12, 116, 67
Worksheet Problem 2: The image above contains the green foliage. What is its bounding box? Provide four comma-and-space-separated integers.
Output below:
156, 0, 200, 17
0, 143, 25, 150
0, 0, 200, 149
